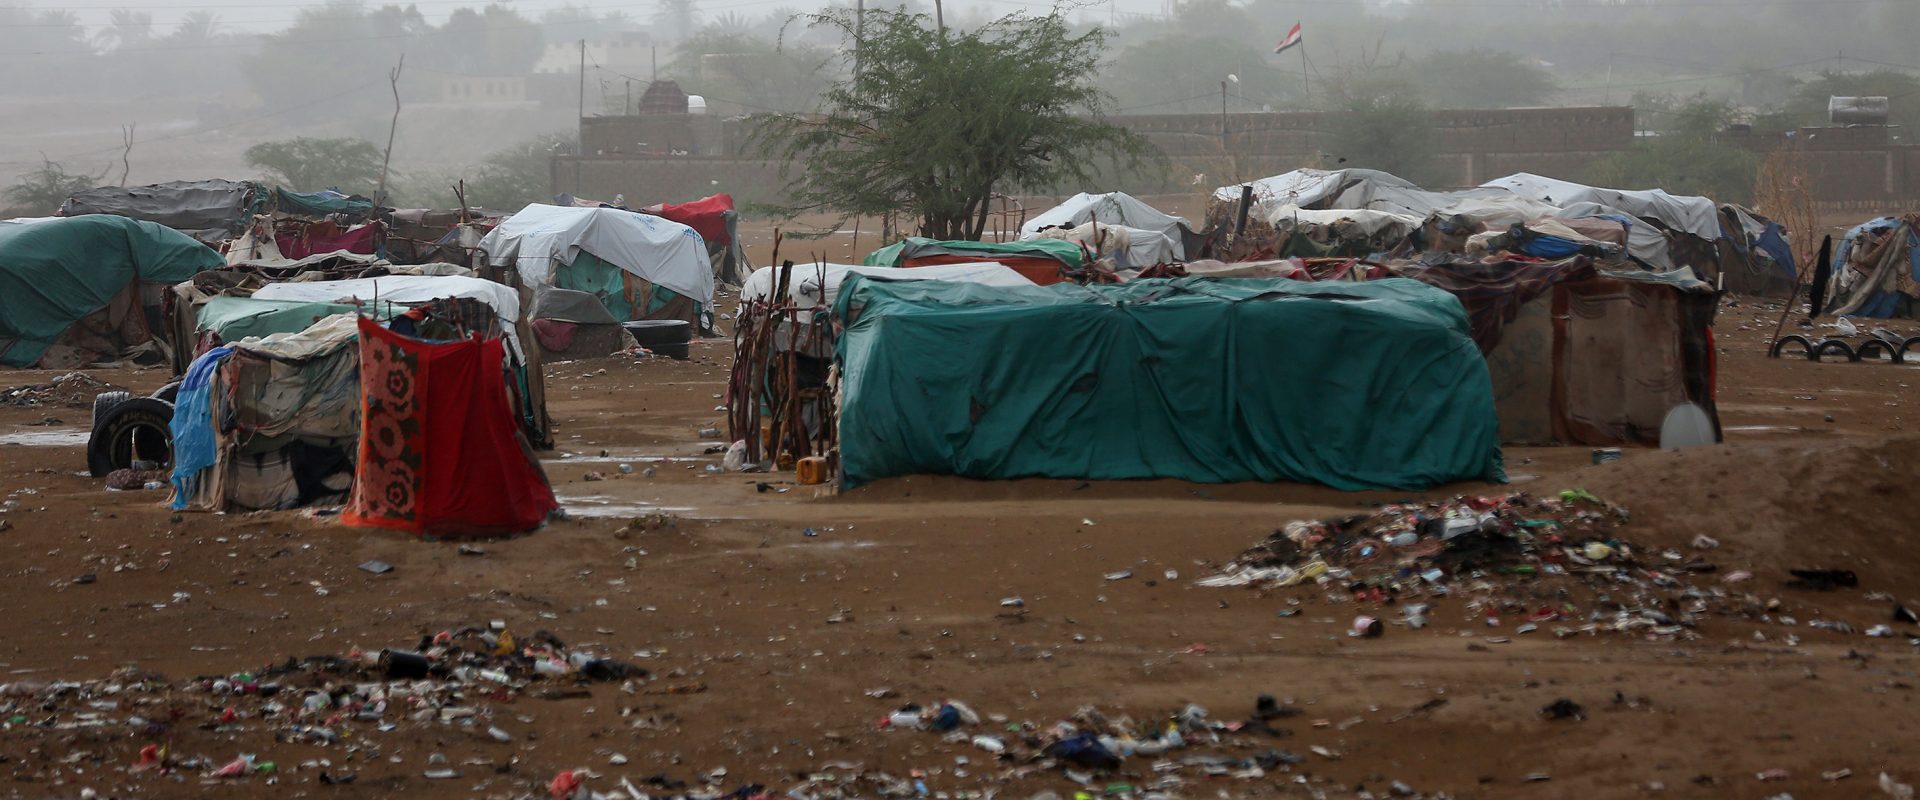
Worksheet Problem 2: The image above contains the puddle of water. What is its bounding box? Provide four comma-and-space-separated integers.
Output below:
555, 494, 699, 518
542, 451, 714, 465
1723, 425, 1806, 434
0, 429, 88, 447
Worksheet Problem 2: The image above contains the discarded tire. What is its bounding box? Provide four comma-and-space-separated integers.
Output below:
1902, 337, 1920, 363
650, 342, 691, 360
91, 390, 132, 429
1855, 339, 1901, 363
621, 320, 692, 348
1810, 339, 1856, 363
1769, 335, 1813, 359
86, 397, 174, 478
151, 381, 182, 404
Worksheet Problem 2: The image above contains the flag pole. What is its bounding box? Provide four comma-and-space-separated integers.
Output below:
1299, 40, 1313, 108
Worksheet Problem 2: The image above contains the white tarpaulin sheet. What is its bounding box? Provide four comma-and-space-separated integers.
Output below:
480, 204, 714, 305
1555, 201, 1674, 270
252, 274, 527, 356
1479, 173, 1719, 240
1021, 192, 1188, 259
1028, 222, 1180, 269
1265, 204, 1421, 237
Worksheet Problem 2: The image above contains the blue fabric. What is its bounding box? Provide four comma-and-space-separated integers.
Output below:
1518, 233, 1583, 259
1830, 218, 1918, 318
169, 346, 234, 509
1755, 222, 1796, 280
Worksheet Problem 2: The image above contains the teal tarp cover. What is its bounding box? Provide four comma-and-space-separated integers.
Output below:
273, 188, 374, 218
0, 216, 225, 366
832, 276, 1505, 490
197, 295, 399, 342
864, 237, 1087, 268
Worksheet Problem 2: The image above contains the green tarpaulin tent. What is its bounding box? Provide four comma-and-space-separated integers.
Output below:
831, 276, 1504, 490
195, 296, 400, 343
0, 216, 225, 367
863, 237, 1087, 268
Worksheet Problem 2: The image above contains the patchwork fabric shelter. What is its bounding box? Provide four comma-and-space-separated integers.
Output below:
59, 179, 264, 243
1826, 215, 1919, 318
480, 204, 714, 327
1020, 192, 1193, 259
0, 215, 225, 367
343, 318, 556, 537
831, 277, 1503, 490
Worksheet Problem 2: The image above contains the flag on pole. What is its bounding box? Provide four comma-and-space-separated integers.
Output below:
1274, 22, 1303, 54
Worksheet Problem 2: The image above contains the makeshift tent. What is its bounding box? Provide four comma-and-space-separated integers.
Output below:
344, 317, 557, 537
1826, 215, 1920, 318
863, 237, 1087, 285
1020, 192, 1192, 259
0, 215, 224, 368
273, 188, 375, 220
642, 193, 750, 287
480, 204, 714, 328
169, 314, 364, 511
529, 285, 633, 359
251, 275, 552, 445
1260, 204, 1422, 259
1027, 222, 1180, 270
59, 179, 263, 243
831, 276, 1503, 490
1397, 256, 1719, 446
1480, 173, 1720, 241
1715, 204, 1797, 295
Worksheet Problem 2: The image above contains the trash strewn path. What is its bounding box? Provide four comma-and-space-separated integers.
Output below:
0, 313, 1915, 799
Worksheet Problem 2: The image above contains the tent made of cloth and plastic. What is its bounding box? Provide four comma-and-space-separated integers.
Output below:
59, 179, 264, 243
1826, 216, 1920, 318
0, 215, 225, 368
1020, 192, 1191, 259
273, 188, 375, 220
863, 237, 1087, 285
344, 317, 557, 537
1027, 222, 1180, 271
480, 203, 713, 327
1396, 255, 1719, 446
529, 285, 633, 359
1479, 173, 1719, 241
831, 276, 1504, 490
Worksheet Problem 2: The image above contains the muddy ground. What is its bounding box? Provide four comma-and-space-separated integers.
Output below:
0, 299, 1916, 800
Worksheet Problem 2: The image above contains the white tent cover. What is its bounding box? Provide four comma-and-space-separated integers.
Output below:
252, 274, 528, 355
480, 203, 714, 306
1021, 192, 1189, 259
1479, 173, 1719, 240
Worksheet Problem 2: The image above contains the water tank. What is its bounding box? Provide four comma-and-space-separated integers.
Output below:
686, 95, 707, 115
1829, 96, 1889, 125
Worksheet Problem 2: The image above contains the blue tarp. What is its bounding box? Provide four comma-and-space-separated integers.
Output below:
1830, 217, 1920, 318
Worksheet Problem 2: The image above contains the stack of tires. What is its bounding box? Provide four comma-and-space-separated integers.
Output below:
621, 320, 692, 360
87, 382, 178, 477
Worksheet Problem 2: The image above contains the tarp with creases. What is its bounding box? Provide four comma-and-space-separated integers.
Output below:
1029, 222, 1179, 269
0, 215, 225, 367
274, 188, 374, 218
831, 276, 1504, 490
60, 179, 261, 242
344, 318, 556, 537
1826, 216, 1919, 318
480, 203, 713, 308
194, 295, 400, 343
1480, 173, 1719, 240
275, 221, 379, 260
251, 274, 525, 354
645, 193, 733, 245
864, 237, 1086, 269
1021, 192, 1189, 259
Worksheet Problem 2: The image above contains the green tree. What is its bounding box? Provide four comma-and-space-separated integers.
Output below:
4, 160, 104, 214
1404, 49, 1556, 109
1587, 97, 1758, 203
244, 137, 386, 194
463, 133, 577, 209
757, 8, 1154, 240
1320, 74, 1441, 185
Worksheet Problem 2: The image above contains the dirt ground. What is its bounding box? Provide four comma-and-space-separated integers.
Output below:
1, 295, 1918, 800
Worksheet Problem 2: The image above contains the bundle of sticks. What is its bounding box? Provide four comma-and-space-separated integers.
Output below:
724, 249, 837, 468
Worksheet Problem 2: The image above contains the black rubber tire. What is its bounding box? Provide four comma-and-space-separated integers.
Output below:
621, 320, 692, 347
1769, 334, 1813, 359
1856, 339, 1898, 363
1902, 337, 1920, 363
650, 341, 691, 360
151, 381, 182, 404
92, 391, 132, 430
87, 397, 174, 478
1811, 339, 1856, 363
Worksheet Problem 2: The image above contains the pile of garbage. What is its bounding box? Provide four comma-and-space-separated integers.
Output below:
863, 695, 1420, 798
1199, 490, 1733, 640
0, 371, 125, 408
0, 624, 649, 789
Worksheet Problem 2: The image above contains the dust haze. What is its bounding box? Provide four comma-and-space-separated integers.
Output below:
1, 0, 1912, 212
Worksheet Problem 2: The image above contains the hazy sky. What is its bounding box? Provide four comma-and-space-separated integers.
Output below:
53, 0, 1162, 34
